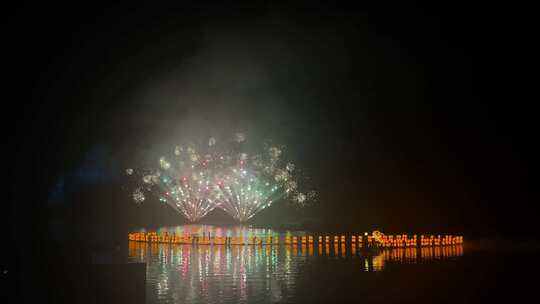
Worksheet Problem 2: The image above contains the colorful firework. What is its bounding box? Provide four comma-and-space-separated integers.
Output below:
126, 144, 222, 222
126, 133, 315, 222
214, 143, 311, 221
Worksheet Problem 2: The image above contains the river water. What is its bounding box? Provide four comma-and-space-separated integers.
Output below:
127, 225, 528, 304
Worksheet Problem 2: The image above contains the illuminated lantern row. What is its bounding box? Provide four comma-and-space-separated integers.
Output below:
128, 232, 463, 247
363, 234, 463, 248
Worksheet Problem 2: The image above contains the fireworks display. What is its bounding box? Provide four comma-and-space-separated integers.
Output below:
126, 133, 315, 222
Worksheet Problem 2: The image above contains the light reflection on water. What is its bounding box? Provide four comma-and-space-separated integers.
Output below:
132, 224, 305, 238
128, 225, 463, 304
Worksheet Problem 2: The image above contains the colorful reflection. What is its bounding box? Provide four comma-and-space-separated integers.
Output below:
128, 240, 463, 304
133, 224, 304, 239
129, 241, 301, 304
128, 226, 464, 304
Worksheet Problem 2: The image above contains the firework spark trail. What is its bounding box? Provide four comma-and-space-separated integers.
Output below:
213, 139, 311, 222
126, 144, 222, 222
156, 143, 225, 222
214, 165, 287, 222
127, 133, 315, 222
152, 163, 218, 222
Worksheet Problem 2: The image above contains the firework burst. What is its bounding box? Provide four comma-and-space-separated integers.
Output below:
126, 133, 315, 222
126, 144, 222, 222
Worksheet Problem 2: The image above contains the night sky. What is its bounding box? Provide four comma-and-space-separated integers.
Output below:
8, 3, 536, 245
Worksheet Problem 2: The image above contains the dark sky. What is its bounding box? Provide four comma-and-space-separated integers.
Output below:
8, 3, 536, 240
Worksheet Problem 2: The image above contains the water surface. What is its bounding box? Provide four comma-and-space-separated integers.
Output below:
128, 225, 469, 304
